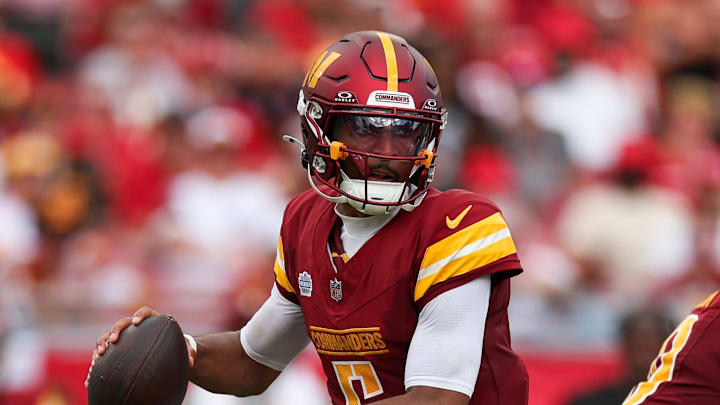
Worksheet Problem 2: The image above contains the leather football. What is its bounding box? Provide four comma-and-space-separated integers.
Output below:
87, 315, 189, 405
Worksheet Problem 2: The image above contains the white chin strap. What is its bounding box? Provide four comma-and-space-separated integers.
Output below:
305, 161, 425, 216
339, 171, 407, 216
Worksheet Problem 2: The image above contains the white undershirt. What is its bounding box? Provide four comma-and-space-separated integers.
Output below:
241, 209, 490, 397
334, 205, 399, 258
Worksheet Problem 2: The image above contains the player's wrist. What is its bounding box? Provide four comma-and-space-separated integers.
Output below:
184, 334, 198, 353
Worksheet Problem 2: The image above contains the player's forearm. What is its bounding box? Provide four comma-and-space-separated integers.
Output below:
189, 331, 280, 397
373, 386, 470, 405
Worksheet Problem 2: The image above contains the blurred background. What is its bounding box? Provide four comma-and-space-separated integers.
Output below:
0, 0, 719, 404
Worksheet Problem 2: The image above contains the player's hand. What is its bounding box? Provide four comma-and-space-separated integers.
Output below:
86, 307, 196, 388
86, 306, 160, 388
94, 306, 160, 356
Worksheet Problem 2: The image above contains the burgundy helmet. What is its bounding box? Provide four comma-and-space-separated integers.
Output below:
289, 31, 447, 215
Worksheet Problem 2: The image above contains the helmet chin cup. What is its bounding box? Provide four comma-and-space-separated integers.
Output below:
339, 172, 407, 215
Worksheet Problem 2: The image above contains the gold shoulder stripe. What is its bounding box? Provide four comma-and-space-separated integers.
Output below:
415, 212, 515, 301
375, 32, 398, 92
698, 291, 718, 309
423, 212, 509, 271
415, 236, 515, 301
277, 236, 285, 262
274, 236, 295, 293
308, 51, 341, 88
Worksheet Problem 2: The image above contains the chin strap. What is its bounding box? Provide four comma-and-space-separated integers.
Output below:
282, 135, 305, 149
283, 133, 427, 214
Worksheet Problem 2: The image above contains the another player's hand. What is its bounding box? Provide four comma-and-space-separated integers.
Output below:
86, 307, 196, 387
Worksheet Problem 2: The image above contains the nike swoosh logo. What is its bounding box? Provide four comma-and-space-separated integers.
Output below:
446, 205, 472, 229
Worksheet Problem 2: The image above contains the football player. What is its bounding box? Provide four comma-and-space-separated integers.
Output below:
89, 31, 528, 405
623, 290, 720, 404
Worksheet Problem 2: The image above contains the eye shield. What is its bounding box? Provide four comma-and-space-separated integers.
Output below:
331, 115, 432, 156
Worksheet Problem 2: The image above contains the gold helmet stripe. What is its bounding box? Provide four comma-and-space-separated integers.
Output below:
303, 50, 328, 87
375, 32, 399, 92
308, 51, 341, 88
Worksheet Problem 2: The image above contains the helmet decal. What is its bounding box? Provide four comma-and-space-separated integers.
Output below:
366, 91, 416, 109
303, 51, 342, 89
422, 99, 439, 112
375, 31, 399, 92
334, 91, 358, 103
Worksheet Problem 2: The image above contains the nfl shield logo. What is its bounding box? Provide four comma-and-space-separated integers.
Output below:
330, 278, 342, 302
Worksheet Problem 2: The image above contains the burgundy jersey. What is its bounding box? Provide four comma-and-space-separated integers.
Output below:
624, 291, 720, 405
272, 187, 528, 404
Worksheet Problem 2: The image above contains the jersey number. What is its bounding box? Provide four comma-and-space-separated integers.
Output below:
623, 314, 699, 405
332, 361, 384, 404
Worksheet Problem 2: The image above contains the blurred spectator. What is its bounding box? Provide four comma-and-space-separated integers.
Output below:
79, 3, 191, 130
556, 147, 695, 306
526, 58, 647, 173
148, 105, 288, 331
0, 19, 39, 115
155, 105, 284, 261
564, 308, 675, 405
40, 224, 149, 323
0, 178, 39, 268
651, 75, 720, 201
505, 91, 572, 213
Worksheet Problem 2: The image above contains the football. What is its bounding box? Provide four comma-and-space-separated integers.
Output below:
87, 315, 189, 405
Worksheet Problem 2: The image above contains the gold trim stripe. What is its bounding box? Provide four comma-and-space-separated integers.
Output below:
421, 212, 509, 274
331, 252, 350, 263
310, 326, 381, 334
318, 349, 389, 357
308, 51, 341, 88
415, 235, 516, 301
277, 236, 285, 264
376, 32, 398, 92
303, 50, 327, 87
274, 236, 295, 293
623, 314, 698, 405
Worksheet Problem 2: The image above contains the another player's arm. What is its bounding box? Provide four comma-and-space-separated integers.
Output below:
93, 306, 281, 397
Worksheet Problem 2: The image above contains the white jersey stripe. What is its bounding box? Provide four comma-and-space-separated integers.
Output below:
418, 227, 511, 281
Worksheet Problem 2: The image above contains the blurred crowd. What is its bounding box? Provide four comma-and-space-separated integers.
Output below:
0, 0, 719, 404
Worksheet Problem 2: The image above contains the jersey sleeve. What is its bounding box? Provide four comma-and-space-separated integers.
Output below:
240, 284, 310, 371
413, 201, 522, 309
405, 275, 491, 397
